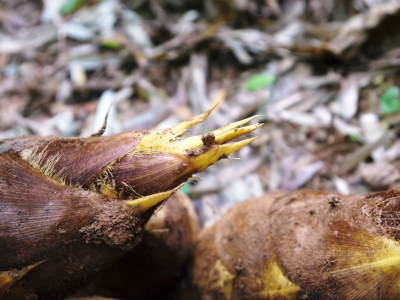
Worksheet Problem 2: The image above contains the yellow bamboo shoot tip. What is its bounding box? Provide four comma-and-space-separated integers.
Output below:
125, 188, 179, 212
214, 123, 263, 144
212, 115, 262, 137
171, 90, 225, 136
133, 102, 261, 157
189, 137, 257, 172
0, 260, 44, 290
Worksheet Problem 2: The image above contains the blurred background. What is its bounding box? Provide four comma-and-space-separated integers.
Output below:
1, 0, 400, 226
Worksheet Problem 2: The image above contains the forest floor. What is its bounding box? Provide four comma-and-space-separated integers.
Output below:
1, 0, 400, 226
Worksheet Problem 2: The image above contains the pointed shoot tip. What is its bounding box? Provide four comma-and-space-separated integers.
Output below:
125, 186, 182, 212
171, 89, 225, 135
189, 137, 257, 172
214, 123, 263, 144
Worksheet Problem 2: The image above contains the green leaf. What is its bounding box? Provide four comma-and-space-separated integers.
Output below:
60, 0, 87, 15
101, 39, 123, 50
246, 73, 276, 92
348, 134, 363, 145
180, 182, 192, 195
380, 86, 400, 114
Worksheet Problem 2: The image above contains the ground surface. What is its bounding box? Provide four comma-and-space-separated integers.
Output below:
1, 0, 400, 226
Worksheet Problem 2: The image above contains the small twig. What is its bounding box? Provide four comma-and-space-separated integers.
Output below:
338, 130, 396, 175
